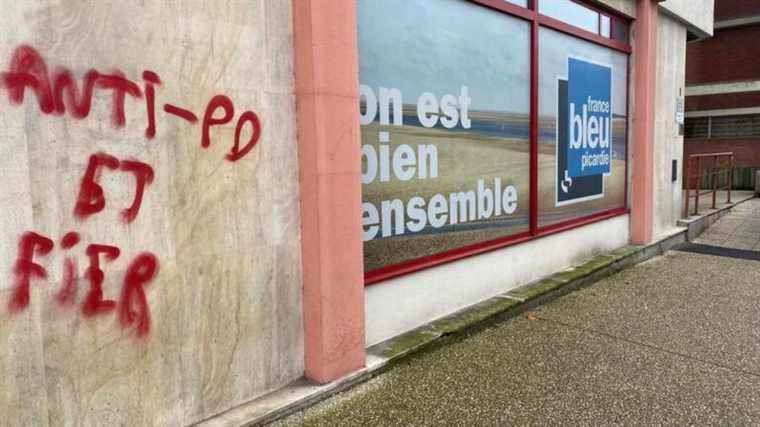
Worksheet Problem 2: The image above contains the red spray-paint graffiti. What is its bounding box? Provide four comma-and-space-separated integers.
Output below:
7, 151, 160, 337
1, 45, 142, 127
8, 230, 160, 337
73, 152, 120, 220
56, 232, 81, 306
142, 70, 161, 139
0, 44, 262, 162
119, 160, 155, 223
2, 43, 262, 339
73, 152, 155, 223
9, 232, 54, 313
81, 243, 121, 317
119, 252, 159, 337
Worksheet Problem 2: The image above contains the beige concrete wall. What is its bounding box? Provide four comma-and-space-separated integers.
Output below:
660, 0, 715, 37
0, 1, 303, 425
367, 215, 631, 345
598, 0, 636, 18
652, 12, 687, 238
597, 0, 714, 37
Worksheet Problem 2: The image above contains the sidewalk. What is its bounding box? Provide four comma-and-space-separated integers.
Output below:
687, 189, 754, 218
277, 197, 760, 425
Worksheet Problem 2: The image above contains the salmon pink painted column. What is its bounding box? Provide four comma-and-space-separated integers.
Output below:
292, 0, 366, 383
631, 0, 659, 245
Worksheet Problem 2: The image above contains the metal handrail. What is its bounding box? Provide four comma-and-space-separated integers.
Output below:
684, 152, 734, 217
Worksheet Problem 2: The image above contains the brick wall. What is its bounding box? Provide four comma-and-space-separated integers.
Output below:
686, 25, 760, 85
686, 91, 760, 111
684, 138, 760, 167
715, 0, 760, 21
684, 1, 760, 190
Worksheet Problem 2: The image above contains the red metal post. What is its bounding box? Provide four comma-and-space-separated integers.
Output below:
694, 156, 701, 215
728, 154, 733, 203
684, 155, 691, 217
712, 155, 717, 209
529, 0, 539, 235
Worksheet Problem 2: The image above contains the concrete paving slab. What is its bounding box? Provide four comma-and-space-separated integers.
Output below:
688, 190, 755, 217
696, 197, 760, 249
529, 251, 760, 376
276, 316, 760, 426
272, 198, 760, 425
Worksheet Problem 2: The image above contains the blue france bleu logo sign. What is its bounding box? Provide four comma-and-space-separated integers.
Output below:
556, 57, 613, 206
567, 57, 612, 178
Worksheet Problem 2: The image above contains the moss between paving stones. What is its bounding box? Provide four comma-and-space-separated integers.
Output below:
509, 278, 565, 301
510, 254, 622, 301
376, 328, 441, 359
432, 297, 521, 336
611, 246, 642, 258
373, 245, 645, 363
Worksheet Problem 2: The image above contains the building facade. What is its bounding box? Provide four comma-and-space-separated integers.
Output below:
685, 0, 760, 172
0, 0, 712, 425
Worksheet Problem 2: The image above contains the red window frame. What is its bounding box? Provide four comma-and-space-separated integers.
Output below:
364, 0, 632, 285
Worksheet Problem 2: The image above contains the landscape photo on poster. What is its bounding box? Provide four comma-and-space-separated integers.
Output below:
358, 0, 531, 272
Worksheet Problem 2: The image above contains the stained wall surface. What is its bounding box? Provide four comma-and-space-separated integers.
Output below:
366, 215, 631, 346
660, 0, 714, 38
0, 1, 303, 425
598, 0, 636, 18
652, 11, 687, 237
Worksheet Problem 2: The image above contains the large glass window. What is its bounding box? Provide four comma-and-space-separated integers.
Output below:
359, 0, 531, 273
538, 27, 628, 227
358, 0, 630, 280
538, 0, 628, 42
505, 0, 528, 7
611, 18, 630, 43
600, 15, 611, 37
684, 117, 709, 138
711, 114, 760, 138
540, 0, 600, 33
685, 114, 760, 139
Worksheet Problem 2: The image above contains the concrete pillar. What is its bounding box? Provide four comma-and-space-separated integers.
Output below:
631, 0, 659, 245
292, 0, 366, 383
